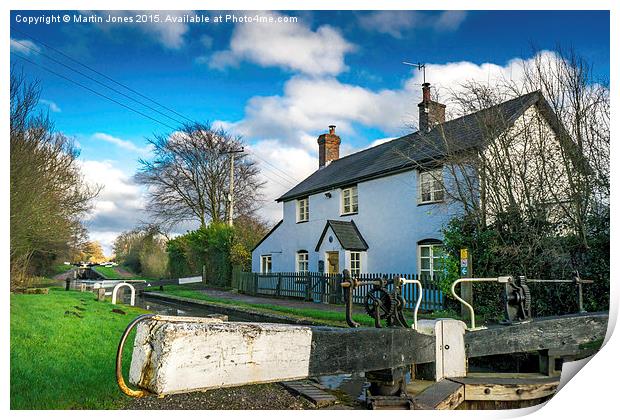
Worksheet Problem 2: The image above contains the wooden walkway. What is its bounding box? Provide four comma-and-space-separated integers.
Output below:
280, 380, 337, 407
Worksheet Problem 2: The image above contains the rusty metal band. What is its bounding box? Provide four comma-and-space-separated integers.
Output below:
116, 313, 155, 398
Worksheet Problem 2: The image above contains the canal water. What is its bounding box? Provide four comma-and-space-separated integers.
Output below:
122, 292, 370, 403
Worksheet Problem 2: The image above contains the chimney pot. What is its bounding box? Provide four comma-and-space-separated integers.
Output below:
422, 82, 432, 102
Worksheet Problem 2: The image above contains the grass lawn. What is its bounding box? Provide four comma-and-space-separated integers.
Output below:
92, 265, 133, 279
10, 288, 149, 409
49, 263, 73, 276
148, 285, 461, 328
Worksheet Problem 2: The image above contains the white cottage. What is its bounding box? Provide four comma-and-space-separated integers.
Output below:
252, 83, 562, 280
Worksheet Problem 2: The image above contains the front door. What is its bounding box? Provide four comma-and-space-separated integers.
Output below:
326, 252, 339, 274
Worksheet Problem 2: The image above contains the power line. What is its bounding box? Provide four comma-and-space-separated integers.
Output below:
12, 25, 193, 124
11, 51, 179, 131
249, 149, 302, 184
12, 51, 298, 192
12, 27, 305, 185
260, 170, 296, 190
11, 37, 187, 127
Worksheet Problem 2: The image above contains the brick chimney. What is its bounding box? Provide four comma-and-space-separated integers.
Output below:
418, 83, 446, 132
317, 125, 341, 168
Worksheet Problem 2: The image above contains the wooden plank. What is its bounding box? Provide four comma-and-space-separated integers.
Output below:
450, 376, 560, 401
411, 379, 464, 410
308, 326, 436, 375
280, 380, 336, 407
464, 312, 608, 358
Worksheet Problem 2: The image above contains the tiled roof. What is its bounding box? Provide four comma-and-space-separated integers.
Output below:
315, 220, 369, 251
277, 91, 542, 202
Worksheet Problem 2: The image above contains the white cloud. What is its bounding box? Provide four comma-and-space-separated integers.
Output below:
217, 75, 418, 148
368, 137, 397, 148
199, 34, 214, 49
247, 140, 317, 221
39, 99, 61, 113
80, 160, 147, 255
10, 38, 40, 55
96, 11, 190, 49
222, 51, 555, 152
357, 11, 467, 38
357, 11, 421, 39
92, 132, 152, 155
216, 52, 556, 225
206, 12, 355, 76
434, 11, 468, 31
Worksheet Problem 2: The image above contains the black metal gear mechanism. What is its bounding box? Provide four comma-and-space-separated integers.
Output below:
364, 287, 395, 320
502, 276, 532, 324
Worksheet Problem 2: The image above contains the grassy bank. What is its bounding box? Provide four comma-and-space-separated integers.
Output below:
92, 265, 141, 279
10, 288, 148, 409
148, 285, 459, 327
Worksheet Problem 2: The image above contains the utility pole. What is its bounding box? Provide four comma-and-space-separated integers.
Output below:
221, 147, 244, 227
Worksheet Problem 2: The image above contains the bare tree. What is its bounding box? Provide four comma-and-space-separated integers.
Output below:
135, 122, 264, 230
406, 47, 609, 253
10, 69, 100, 287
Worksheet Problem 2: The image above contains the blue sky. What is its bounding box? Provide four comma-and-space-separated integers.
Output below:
9, 10, 610, 254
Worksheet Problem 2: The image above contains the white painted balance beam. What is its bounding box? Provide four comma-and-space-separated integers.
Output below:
129, 317, 312, 395
126, 315, 437, 396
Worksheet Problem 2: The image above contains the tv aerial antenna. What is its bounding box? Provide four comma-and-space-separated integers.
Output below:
403, 61, 426, 84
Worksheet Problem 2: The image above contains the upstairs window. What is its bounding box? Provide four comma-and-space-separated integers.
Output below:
349, 252, 361, 277
297, 251, 309, 273
341, 185, 358, 215
260, 255, 272, 274
419, 168, 445, 204
297, 197, 309, 223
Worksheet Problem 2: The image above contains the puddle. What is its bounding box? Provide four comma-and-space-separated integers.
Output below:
315, 373, 369, 402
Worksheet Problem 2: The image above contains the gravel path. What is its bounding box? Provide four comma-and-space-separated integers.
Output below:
124, 383, 315, 410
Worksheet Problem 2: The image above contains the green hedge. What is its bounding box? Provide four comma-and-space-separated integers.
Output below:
167, 223, 234, 286
439, 210, 609, 322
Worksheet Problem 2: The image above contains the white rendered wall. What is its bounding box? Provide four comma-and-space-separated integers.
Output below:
252, 168, 459, 274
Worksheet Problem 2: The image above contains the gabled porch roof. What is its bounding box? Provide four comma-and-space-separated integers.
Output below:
314, 220, 369, 252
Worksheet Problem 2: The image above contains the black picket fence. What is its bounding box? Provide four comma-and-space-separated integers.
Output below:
232, 271, 444, 310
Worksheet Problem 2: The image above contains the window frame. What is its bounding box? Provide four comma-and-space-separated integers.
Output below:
260, 254, 272, 274
297, 197, 309, 223
349, 251, 362, 277
341, 185, 359, 215
296, 250, 309, 273
418, 244, 445, 282
418, 168, 445, 205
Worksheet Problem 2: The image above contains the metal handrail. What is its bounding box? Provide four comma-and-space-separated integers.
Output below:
450, 277, 511, 329
398, 278, 423, 330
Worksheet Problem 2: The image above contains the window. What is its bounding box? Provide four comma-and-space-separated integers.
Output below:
297, 251, 309, 273
341, 185, 358, 214
419, 169, 445, 204
260, 255, 272, 274
418, 244, 445, 282
349, 252, 361, 277
297, 197, 309, 223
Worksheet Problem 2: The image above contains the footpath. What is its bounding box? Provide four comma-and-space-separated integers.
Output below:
195, 287, 367, 314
